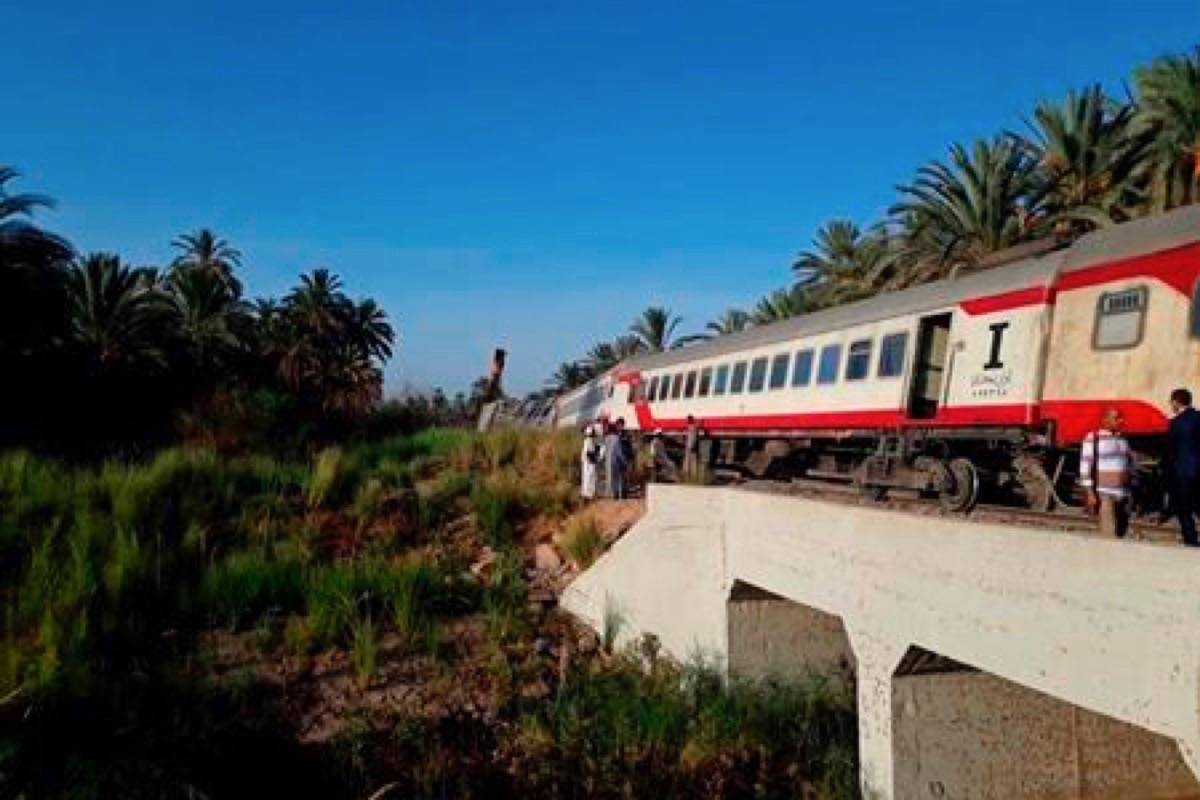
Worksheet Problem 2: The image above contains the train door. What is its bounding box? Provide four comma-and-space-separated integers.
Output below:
908, 313, 953, 419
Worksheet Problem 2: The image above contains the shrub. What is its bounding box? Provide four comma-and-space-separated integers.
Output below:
560, 515, 605, 568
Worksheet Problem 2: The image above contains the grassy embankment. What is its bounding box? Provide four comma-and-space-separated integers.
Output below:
0, 427, 858, 799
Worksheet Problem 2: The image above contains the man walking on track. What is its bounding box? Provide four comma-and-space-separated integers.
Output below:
1166, 388, 1200, 546
1078, 407, 1136, 539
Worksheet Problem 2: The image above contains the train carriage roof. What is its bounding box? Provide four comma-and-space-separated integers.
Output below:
626, 205, 1200, 374
1062, 203, 1200, 273
625, 254, 1063, 371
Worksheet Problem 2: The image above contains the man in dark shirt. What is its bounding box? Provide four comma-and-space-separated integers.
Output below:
1166, 388, 1200, 546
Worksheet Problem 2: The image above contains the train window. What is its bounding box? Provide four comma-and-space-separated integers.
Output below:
684, 371, 698, 398
792, 349, 814, 387
647, 376, 660, 403
769, 353, 790, 390
817, 344, 841, 385
698, 367, 713, 397
1094, 286, 1148, 350
670, 373, 684, 400
845, 339, 873, 381
748, 357, 769, 392
878, 332, 908, 378
714, 365, 730, 395
730, 362, 748, 394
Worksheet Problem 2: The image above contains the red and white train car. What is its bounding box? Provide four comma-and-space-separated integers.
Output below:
560, 205, 1200, 510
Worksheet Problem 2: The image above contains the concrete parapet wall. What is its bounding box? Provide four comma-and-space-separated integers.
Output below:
560, 485, 1200, 798
559, 487, 729, 661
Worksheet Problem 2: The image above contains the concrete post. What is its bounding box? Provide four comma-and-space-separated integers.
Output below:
847, 625, 907, 800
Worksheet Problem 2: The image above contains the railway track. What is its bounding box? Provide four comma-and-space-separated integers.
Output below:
736, 476, 1184, 545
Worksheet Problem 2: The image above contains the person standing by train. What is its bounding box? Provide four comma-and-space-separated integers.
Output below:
604, 418, 629, 499
1079, 407, 1136, 539
580, 424, 602, 500
1166, 388, 1200, 547
648, 428, 678, 482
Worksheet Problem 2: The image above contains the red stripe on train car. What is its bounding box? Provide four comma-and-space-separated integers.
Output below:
630, 403, 1035, 432
959, 286, 1055, 315
633, 399, 1169, 444
1056, 241, 1200, 296
1040, 399, 1168, 444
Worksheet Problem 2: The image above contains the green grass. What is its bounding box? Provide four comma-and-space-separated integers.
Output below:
515, 655, 859, 798
349, 611, 378, 686
470, 482, 520, 549
307, 447, 361, 509
0, 429, 861, 799
199, 551, 308, 630
561, 515, 605, 567
418, 470, 473, 533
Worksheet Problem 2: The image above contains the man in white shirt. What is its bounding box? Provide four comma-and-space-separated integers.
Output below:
1078, 407, 1136, 539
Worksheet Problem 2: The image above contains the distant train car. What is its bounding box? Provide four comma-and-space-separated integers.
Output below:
554, 371, 616, 430
558, 205, 1200, 511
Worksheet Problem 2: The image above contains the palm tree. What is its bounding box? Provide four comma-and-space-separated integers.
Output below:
793, 219, 891, 304
1134, 48, 1200, 210
65, 253, 167, 371
164, 267, 250, 373
704, 308, 751, 337
171, 228, 244, 297
584, 342, 619, 376
0, 166, 71, 261
585, 334, 645, 374
266, 268, 394, 418
630, 306, 687, 352
346, 299, 395, 362
891, 137, 1045, 280
546, 361, 590, 393
0, 166, 73, 355
751, 285, 812, 324
1017, 85, 1151, 232
285, 268, 346, 337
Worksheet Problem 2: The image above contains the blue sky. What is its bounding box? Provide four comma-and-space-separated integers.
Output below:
5, 2, 1198, 395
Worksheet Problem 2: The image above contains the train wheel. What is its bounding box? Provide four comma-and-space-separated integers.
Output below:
940, 458, 980, 513
914, 456, 951, 498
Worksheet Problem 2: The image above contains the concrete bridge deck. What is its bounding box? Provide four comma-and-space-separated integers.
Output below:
561, 485, 1200, 799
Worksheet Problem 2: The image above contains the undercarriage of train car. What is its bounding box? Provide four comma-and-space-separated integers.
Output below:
706, 428, 1170, 515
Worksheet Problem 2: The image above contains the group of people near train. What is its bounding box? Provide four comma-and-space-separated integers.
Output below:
579, 415, 705, 501
1081, 387, 1200, 545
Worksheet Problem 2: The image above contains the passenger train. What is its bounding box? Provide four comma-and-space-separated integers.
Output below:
553, 205, 1200, 511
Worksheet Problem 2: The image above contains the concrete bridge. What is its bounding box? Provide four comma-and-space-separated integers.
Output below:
561, 485, 1200, 799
